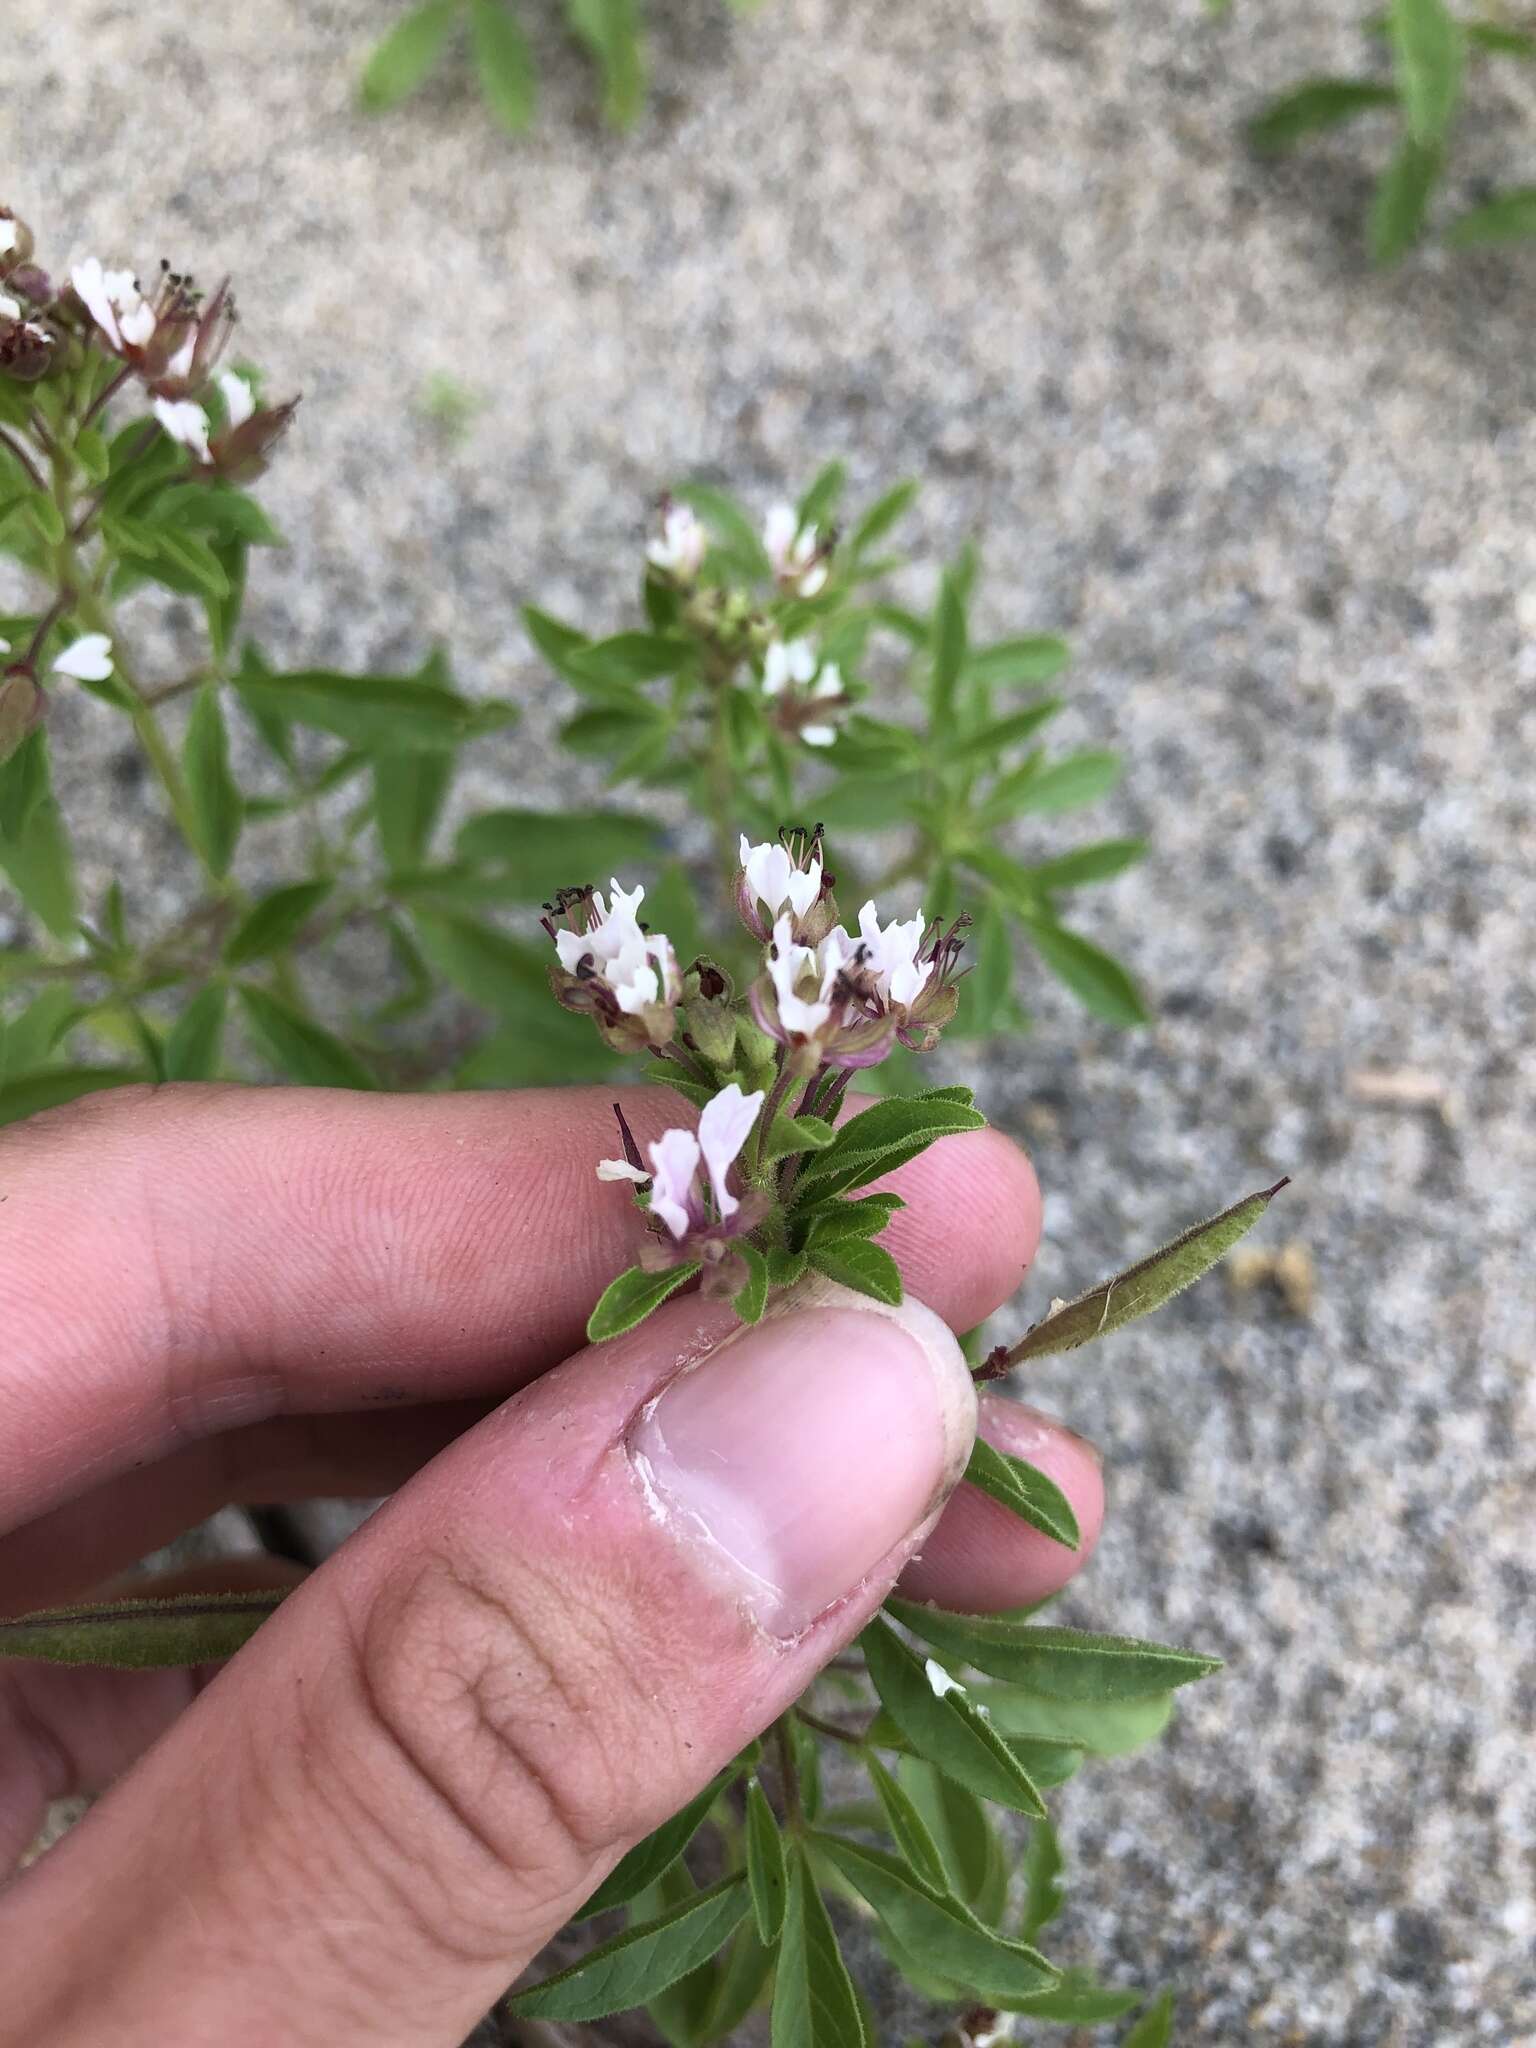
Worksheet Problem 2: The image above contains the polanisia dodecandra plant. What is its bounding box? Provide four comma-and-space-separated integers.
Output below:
0, 206, 1145, 1123
0, 212, 1287, 2043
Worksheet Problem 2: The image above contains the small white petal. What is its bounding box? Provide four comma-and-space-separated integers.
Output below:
52, 632, 113, 682
647, 1127, 703, 1240
762, 502, 797, 573
117, 300, 157, 349
0, 221, 17, 256
0, 293, 19, 322
799, 562, 828, 597
785, 861, 822, 918
153, 397, 213, 463
218, 369, 256, 429
813, 662, 842, 700
596, 1158, 650, 1183
0, 637, 9, 654
786, 638, 817, 686
925, 1657, 965, 1699
166, 333, 197, 381
697, 1081, 765, 1221
762, 642, 791, 697
71, 259, 123, 351
800, 724, 837, 748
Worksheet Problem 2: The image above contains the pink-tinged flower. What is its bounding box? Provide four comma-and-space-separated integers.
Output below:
152, 370, 288, 477
858, 900, 930, 1008
52, 633, 113, 683
69, 259, 236, 398
544, 879, 682, 1052
153, 397, 213, 463
736, 825, 831, 942
763, 503, 831, 596
646, 499, 707, 581
597, 1084, 768, 1288
760, 637, 848, 750
750, 914, 894, 1072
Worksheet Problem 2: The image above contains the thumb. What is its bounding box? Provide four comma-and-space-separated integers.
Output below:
3, 1280, 975, 2048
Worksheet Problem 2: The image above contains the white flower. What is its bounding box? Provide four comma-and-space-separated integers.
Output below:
219, 369, 256, 429
762, 637, 818, 697
551, 878, 680, 1024
801, 722, 838, 748
646, 502, 706, 580
153, 397, 213, 463
0, 220, 17, 257
858, 899, 929, 1008
0, 293, 19, 322
813, 661, 842, 700
767, 914, 855, 1038
553, 878, 647, 975
597, 1082, 764, 1242
71, 258, 156, 353
925, 1656, 965, 1700
763, 503, 828, 596
0, 637, 9, 655
739, 833, 822, 922
52, 633, 113, 682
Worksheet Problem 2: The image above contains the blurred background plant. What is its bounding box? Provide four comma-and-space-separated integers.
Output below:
1236, 0, 1536, 261
0, 218, 1142, 1125
361, 0, 766, 133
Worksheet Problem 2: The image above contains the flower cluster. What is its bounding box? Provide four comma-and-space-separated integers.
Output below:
597, 1081, 767, 1286
763, 501, 831, 596
542, 879, 683, 1053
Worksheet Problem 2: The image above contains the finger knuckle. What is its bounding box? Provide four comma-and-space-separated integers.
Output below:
354, 1548, 661, 1909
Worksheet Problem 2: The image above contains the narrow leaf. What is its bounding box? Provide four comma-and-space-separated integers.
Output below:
861, 1618, 1046, 1817
224, 880, 333, 967
733, 1240, 769, 1325
0, 1067, 137, 1128
886, 1602, 1221, 1700
1368, 136, 1442, 264
930, 569, 967, 720
1018, 917, 1148, 1027
1006, 1179, 1288, 1363
374, 751, 453, 872
1446, 186, 1536, 244
808, 1237, 903, 1305
866, 1754, 949, 1892
508, 1873, 748, 2021
1391, 0, 1464, 144
0, 1590, 285, 1668
470, 0, 537, 131
360, 0, 458, 110
236, 984, 377, 1091
182, 686, 243, 878
1123, 1990, 1177, 2046
163, 983, 227, 1082
773, 1845, 868, 2047
577, 1774, 728, 1918
744, 1779, 787, 1943
1019, 1814, 1066, 1942
791, 1095, 986, 1206
964, 1438, 1081, 1550
849, 479, 918, 558
965, 635, 1070, 687
587, 1262, 701, 1342
1247, 77, 1397, 152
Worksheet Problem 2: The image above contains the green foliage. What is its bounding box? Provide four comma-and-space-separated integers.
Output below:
0, 1591, 286, 1668
359, 0, 755, 135
1241, 0, 1536, 261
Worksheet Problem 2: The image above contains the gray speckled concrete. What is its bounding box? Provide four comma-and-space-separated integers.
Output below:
4, 1, 1535, 2041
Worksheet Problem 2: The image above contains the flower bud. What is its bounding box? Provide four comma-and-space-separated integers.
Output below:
0, 316, 55, 382
681, 987, 738, 1068
0, 670, 44, 764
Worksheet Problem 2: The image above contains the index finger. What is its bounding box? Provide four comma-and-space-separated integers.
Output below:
0, 1082, 1040, 1531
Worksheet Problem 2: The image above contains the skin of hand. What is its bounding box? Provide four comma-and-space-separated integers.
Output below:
0, 1083, 1104, 2048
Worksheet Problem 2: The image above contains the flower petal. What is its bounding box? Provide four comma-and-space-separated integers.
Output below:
697, 1082, 765, 1221
647, 1127, 703, 1240
596, 1158, 650, 1183
52, 633, 113, 682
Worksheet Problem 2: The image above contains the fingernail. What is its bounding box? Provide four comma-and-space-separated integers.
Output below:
629, 1278, 976, 1639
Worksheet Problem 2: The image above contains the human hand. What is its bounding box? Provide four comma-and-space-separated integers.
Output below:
0, 1084, 1103, 2047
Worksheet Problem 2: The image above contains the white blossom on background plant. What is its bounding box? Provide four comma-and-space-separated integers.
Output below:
152, 397, 213, 463
71, 258, 157, 353
739, 831, 822, 924
763, 502, 828, 595
646, 500, 706, 581
52, 633, 113, 682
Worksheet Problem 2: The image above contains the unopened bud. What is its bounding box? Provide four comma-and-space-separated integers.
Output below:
0, 317, 55, 382
0, 671, 44, 764
682, 991, 737, 1067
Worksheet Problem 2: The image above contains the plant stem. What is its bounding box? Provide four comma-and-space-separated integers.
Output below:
772, 1713, 805, 1832
795, 1706, 872, 1749
0, 425, 45, 493
706, 696, 737, 884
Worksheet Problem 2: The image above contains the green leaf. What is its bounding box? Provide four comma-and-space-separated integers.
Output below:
807, 1236, 903, 1306
743, 1778, 787, 1944
1368, 136, 1442, 264
1020, 838, 1148, 891
573, 632, 692, 689
163, 984, 228, 1082
811, 1833, 1057, 2003
565, 0, 647, 127
374, 752, 453, 872
0, 735, 78, 938
4, 985, 78, 1071
1466, 21, 1536, 58
865, 1754, 949, 1893
977, 1682, 1174, 1756
946, 699, 1063, 766
732, 1240, 769, 1325
1019, 916, 1148, 1027
360, 0, 458, 109
760, 1112, 837, 1163
671, 482, 771, 578
772, 1845, 869, 2048
508, 1873, 748, 2021
236, 984, 377, 1090
695, 1923, 777, 2045
181, 686, 243, 879
1391, 0, 1463, 144
0, 1067, 137, 1129
800, 1191, 904, 1247
1019, 1814, 1065, 1942
849, 480, 918, 559
408, 909, 548, 1019
522, 604, 594, 684
1010, 1969, 1142, 2023
1247, 77, 1398, 152
965, 635, 1070, 687
234, 651, 513, 753
980, 748, 1121, 822
0, 1590, 285, 1668
454, 806, 661, 888
1123, 1990, 1177, 2046
963, 1438, 1080, 1550
224, 880, 334, 967
577, 1774, 728, 1919
0, 725, 49, 839
930, 569, 967, 720
812, 773, 928, 832
587, 1262, 701, 1343
958, 895, 1011, 1037
469, 0, 537, 130
861, 1618, 1046, 1817
885, 1603, 1220, 1700
796, 460, 846, 534
790, 1094, 987, 1206
1446, 185, 1536, 243
1006, 1178, 1288, 1362
894, 1759, 1008, 1918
